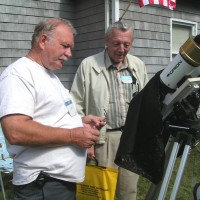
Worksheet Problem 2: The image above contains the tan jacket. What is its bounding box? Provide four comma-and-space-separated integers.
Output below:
70, 50, 148, 143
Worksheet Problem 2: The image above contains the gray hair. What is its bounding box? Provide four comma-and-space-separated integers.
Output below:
105, 21, 134, 41
31, 18, 77, 47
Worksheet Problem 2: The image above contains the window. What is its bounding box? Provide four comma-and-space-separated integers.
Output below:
171, 19, 197, 60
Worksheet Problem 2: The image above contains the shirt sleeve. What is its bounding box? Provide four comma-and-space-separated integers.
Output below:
0, 74, 35, 118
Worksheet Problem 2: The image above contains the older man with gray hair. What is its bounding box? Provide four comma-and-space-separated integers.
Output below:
71, 21, 148, 200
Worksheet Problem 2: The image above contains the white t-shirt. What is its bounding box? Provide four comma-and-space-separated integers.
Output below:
0, 57, 86, 185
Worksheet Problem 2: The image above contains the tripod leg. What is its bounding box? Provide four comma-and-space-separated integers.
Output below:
145, 139, 180, 200
157, 141, 180, 200
170, 144, 191, 199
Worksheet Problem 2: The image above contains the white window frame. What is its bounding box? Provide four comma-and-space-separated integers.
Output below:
170, 18, 198, 60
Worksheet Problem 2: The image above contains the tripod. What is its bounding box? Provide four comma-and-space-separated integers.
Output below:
146, 124, 199, 200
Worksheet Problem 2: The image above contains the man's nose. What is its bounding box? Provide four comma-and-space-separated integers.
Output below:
118, 44, 125, 52
65, 48, 72, 58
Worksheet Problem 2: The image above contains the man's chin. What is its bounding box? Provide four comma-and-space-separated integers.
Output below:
53, 64, 63, 70
116, 56, 124, 61
113, 59, 124, 65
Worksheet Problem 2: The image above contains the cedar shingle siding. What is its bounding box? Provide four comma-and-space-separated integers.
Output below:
0, 0, 200, 87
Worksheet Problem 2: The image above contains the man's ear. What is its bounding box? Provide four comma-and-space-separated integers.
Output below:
39, 34, 48, 50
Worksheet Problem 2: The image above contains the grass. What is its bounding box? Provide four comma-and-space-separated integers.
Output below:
137, 142, 200, 200
1, 144, 200, 200
0, 173, 13, 200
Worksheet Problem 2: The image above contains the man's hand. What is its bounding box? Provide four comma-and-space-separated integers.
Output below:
70, 126, 100, 149
82, 115, 106, 130
87, 145, 95, 159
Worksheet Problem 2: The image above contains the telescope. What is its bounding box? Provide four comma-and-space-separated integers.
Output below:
115, 34, 200, 199
160, 34, 200, 119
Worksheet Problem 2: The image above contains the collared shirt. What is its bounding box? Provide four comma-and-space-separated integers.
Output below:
104, 50, 139, 129
71, 50, 148, 143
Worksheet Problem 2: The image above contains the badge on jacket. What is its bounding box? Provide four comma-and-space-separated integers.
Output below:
120, 75, 132, 83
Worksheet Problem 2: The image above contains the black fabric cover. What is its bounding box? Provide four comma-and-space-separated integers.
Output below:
115, 71, 165, 184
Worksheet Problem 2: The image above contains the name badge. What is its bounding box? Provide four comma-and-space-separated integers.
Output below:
65, 98, 77, 117
120, 75, 132, 84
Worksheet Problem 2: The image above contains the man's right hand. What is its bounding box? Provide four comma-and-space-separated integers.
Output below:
69, 127, 100, 149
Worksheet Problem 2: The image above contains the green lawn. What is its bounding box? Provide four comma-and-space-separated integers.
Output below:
137, 143, 200, 200
1, 144, 200, 200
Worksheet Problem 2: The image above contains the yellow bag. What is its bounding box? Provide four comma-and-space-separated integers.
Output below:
76, 165, 118, 200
